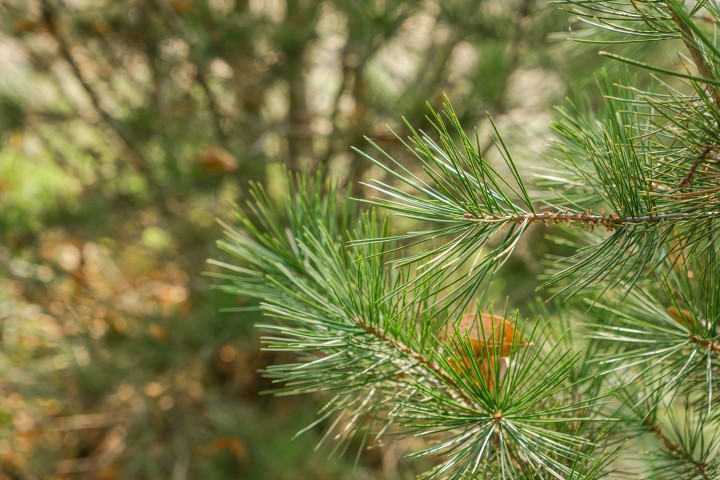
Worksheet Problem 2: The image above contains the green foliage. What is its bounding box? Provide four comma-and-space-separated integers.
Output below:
215, 174, 611, 479
218, 1, 720, 478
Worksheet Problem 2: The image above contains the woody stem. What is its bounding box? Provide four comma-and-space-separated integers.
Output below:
463, 211, 720, 228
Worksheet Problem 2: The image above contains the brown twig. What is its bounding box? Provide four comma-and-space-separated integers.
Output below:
668, 186, 720, 198
677, 146, 712, 188
357, 318, 479, 411
462, 210, 720, 230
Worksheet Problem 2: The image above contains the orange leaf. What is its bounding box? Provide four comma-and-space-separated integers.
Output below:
440, 313, 526, 391
440, 313, 526, 357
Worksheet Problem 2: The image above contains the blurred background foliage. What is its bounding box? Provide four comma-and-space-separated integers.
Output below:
0, 0, 609, 478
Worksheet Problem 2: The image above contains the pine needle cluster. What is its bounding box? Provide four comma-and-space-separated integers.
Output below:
214, 2, 720, 478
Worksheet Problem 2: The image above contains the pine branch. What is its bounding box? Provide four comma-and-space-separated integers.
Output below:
585, 253, 720, 411
359, 92, 720, 300
666, 2, 720, 109
213, 2, 720, 476
643, 417, 711, 480
462, 210, 720, 229
214, 173, 614, 478
357, 318, 477, 410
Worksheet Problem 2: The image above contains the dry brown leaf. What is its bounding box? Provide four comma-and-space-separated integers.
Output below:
439, 313, 527, 390
440, 313, 526, 357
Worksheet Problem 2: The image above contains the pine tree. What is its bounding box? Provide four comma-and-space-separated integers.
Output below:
217, 1, 720, 478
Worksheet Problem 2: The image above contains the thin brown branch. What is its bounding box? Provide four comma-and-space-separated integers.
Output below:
678, 165, 703, 183
643, 417, 710, 480
462, 210, 720, 230
670, 186, 720, 198
356, 318, 479, 411
40, 0, 152, 177
667, 4, 720, 108
677, 146, 712, 188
